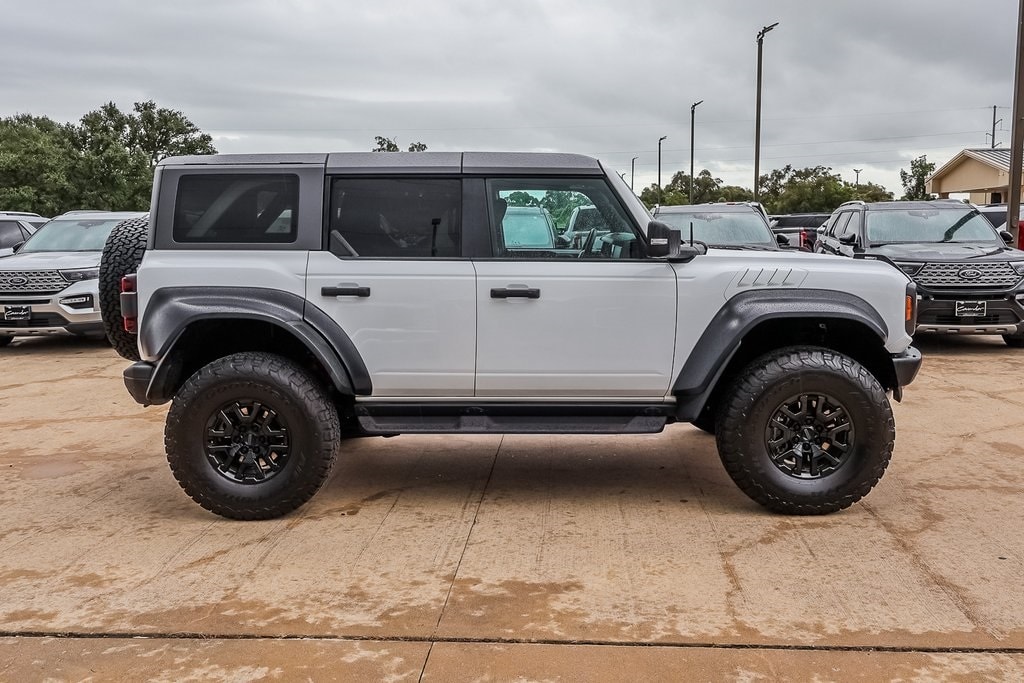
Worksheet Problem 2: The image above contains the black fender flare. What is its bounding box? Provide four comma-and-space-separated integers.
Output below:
139, 287, 371, 400
672, 289, 889, 419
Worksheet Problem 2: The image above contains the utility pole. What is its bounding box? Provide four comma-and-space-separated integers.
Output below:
690, 100, 703, 204
659, 136, 667, 204
1007, 0, 1024, 247
631, 156, 638, 191
754, 22, 779, 201
989, 105, 1003, 148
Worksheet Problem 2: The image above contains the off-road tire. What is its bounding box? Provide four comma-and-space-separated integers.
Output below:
99, 217, 149, 361
716, 346, 894, 515
1003, 331, 1024, 348
165, 352, 341, 520
0, 335, 12, 348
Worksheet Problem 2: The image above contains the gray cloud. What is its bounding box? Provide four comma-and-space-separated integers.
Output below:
1, 0, 1019, 195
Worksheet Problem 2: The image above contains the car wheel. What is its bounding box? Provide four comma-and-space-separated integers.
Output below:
99, 216, 149, 361
165, 352, 341, 520
0, 335, 12, 348
716, 346, 894, 515
1003, 331, 1024, 348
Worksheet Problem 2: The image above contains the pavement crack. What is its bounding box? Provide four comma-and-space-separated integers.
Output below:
431, 434, 502, 633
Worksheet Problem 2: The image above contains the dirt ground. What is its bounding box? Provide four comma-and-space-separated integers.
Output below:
0, 333, 1023, 681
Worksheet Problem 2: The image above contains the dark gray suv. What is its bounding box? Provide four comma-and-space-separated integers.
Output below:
816, 200, 1024, 346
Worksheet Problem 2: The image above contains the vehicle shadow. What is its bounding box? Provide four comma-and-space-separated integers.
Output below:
2, 335, 115, 357
912, 333, 1013, 357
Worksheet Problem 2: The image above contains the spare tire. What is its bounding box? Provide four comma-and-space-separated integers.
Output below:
99, 217, 149, 361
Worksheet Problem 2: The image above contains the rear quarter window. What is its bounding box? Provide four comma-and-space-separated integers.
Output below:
173, 174, 299, 244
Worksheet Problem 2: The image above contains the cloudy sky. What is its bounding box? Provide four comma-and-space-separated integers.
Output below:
2, 0, 1020, 196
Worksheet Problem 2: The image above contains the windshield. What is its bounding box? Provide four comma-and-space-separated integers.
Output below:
20, 218, 126, 252
866, 209, 1000, 244
656, 211, 775, 246
502, 212, 554, 248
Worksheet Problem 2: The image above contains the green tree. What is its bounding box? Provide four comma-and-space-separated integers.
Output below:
372, 136, 428, 152
0, 101, 216, 214
506, 191, 540, 207
0, 114, 78, 216
899, 155, 936, 200
847, 180, 892, 203
540, 190, 591, 228
758, 165, 863, 214
129, 100, 216, 166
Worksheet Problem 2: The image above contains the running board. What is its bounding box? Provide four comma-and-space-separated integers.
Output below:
354, 403, 673, 435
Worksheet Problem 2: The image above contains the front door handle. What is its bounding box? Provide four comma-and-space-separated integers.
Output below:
322, 285, 371, 297
490, 287, 540, 299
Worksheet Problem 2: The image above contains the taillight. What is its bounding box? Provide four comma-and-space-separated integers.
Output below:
800, 229, 809, 249
120, 274, 138, 334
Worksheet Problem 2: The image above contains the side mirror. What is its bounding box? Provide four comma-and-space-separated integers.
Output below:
647, 220, 704, 262
999, 229, 1014, 244
776, 233, 791, 247
11, 241, 24, 253
838, 232, 857, 246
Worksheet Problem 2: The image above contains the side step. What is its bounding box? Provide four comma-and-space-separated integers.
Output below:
355, 402, 673, 435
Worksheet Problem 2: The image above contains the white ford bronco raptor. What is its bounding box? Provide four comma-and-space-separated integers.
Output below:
100, 152, 922, 520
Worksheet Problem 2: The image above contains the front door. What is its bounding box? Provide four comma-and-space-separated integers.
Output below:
306, 177, 476, 397
473, 177, 677, 398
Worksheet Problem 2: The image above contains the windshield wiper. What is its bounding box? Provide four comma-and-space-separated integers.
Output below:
940, 210, 980, 242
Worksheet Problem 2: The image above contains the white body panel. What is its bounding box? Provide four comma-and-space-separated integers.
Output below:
136, 251, 310, 322
474, 260, 677, 397
306, 254, 476, 397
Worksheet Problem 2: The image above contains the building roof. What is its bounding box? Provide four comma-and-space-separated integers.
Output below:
927, 148, 1018, 183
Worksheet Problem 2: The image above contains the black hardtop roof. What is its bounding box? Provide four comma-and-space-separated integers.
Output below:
159, 151, 604, 175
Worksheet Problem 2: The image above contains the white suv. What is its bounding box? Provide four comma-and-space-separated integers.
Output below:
100, 152, 921, 519
0, 211, 146, 346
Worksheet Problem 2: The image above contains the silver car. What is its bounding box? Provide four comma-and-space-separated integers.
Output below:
0, 211, 147, 346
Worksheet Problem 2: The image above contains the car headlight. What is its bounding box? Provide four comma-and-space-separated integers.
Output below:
1010, 262, 1024, 276
60, 268, 99, 282
895, 262, 923, 276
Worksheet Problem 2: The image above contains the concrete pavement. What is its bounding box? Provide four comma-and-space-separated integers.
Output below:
0, 334, 1022, 680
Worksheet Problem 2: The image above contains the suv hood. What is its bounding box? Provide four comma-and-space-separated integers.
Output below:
867, 242, 1021, 262
0, 251, 101, 271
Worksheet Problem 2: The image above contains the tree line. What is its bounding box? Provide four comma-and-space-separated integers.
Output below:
639, 156, 936, 214
0, 101, 217, 216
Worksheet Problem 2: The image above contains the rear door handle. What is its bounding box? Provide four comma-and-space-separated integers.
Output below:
490, 287, 540, 299
322, 285, 371, 297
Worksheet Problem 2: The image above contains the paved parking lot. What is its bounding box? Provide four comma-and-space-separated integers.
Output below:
1, 335, 1023, 680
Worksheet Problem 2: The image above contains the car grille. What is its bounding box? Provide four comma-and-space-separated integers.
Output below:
0, 270, 70, 295
914, 262, 1022, 288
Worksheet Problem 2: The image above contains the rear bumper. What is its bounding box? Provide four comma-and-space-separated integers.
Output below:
124, 361, 156, 405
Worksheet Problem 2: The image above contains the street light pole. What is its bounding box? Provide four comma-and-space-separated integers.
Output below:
657, 136, 668, 204
631, 156, 638, 191
754, 22, 779, 202
690, 100, 703, 204
1007, 0, 1024, 247
854, 168, 863, 187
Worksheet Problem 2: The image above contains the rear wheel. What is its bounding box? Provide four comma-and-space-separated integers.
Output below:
716, 346, 894, 515
99, 217, 149, 361
165, 352, 341, 520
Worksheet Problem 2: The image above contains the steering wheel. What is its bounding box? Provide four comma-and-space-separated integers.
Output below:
577, 229, 597, 258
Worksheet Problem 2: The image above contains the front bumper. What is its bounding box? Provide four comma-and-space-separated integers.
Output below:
915, 292, 1024, 335
0, 280, 103, 336
892, 346, 922, 389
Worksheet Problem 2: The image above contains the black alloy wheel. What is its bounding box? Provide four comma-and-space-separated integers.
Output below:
764, 393, 853, 479
205, 399, 291, 484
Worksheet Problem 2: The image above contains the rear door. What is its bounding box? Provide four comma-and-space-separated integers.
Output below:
472, 176, 677, 398
306, 176, 476, 397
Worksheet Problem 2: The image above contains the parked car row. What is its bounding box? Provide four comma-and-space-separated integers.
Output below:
0, 211, 148, 347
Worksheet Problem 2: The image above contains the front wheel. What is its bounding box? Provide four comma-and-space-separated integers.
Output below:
1003, 330, 1024, 348
0, 335, 12, 348
165, 352, 341, 520
716, 346, 894, 515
